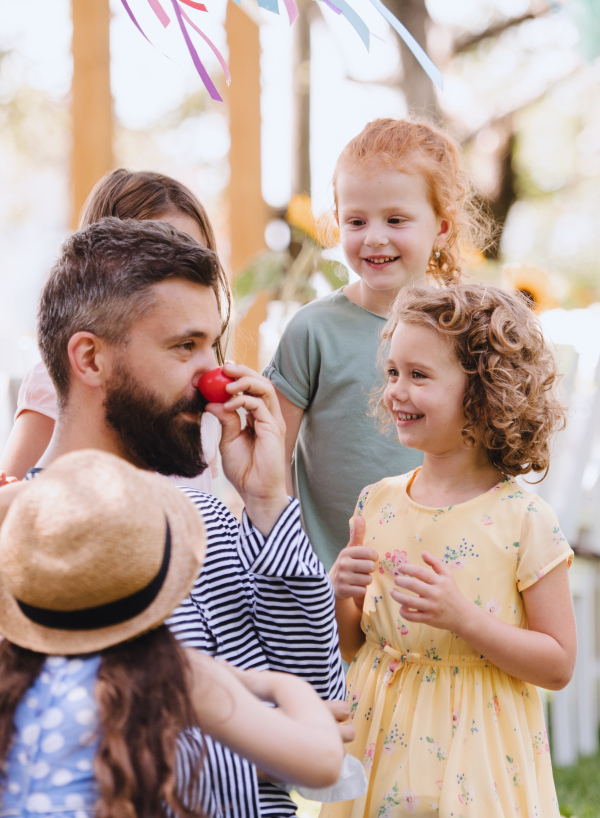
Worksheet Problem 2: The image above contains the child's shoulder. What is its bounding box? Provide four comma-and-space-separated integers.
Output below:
491, 477, 556, 514
356, 471, 415, 515
288, 288, 380, 326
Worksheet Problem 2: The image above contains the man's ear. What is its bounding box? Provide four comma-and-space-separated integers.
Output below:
67, 332, 109, 389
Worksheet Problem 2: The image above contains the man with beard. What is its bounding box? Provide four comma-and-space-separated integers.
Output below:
19, 218, 347, 817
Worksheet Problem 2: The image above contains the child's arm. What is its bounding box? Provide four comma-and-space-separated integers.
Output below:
330, 517, 378, 662
391, 552, 576, 690
273, 388, 303, 496
185, 651, 345, 789
0, 410, 55, 480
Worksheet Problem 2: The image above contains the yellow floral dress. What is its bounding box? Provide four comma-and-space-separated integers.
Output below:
321, 470, 573, 818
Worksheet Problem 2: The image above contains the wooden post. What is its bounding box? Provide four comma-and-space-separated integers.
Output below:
70, 0, 113, 230
226, 2, 269, 370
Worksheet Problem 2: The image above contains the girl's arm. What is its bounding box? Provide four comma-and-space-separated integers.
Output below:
273, 389, 303, 496
0, 410, 55, 479
392, 553, 576, 690
329, 517, 377, 662
185, 651, 345, 789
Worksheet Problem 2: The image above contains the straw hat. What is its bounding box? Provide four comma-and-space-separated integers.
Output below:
0, 449, 206, 655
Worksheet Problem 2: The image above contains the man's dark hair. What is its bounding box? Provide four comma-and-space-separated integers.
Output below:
37, 217, 223, 408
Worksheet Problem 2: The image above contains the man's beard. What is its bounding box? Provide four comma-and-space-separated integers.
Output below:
104, 360, 209, 478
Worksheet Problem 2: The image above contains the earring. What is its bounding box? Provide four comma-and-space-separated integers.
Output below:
434, 250, 441, 260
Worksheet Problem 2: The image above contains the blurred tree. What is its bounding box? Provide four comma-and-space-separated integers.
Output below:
70, 0, 113, 228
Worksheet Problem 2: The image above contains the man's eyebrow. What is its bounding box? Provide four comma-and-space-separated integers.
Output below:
164, 328, 222, 345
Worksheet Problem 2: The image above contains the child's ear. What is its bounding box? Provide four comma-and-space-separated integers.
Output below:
437, 219, 450, 245
67, 332, 107, 390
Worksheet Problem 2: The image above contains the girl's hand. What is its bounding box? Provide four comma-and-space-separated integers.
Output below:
329, 517, 378, 600
390, 551, 470, 632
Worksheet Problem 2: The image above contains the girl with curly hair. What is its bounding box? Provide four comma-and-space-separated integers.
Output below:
323, 281, 575, 817
265, 117, 491, 571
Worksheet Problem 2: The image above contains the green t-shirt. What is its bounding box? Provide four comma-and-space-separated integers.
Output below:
264, 289, 423, 570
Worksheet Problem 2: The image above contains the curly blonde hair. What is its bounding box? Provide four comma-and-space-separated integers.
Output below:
372, 282, 566, 476
333, 118, 494, 284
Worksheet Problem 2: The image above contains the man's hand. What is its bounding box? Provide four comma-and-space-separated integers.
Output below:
205, 363, 289, 537
329, 517, 378, 601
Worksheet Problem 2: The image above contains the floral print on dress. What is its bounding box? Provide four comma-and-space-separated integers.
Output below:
383, 660, 401, 685
356, 482, 380, 516
363, 742, 376, 770
506, 756, 523, 787
378, 503, 397, 525
383, 724, 406, 755
380, 550, 408, 577
486, 597, 502, 617
457, 773, 474, 805
442, 537, 478, 569
319, 472, 572, 818
377, 783, 403, 816
426, 736, 448, 761
487, 695, 501, 723
531, 729, 550, 755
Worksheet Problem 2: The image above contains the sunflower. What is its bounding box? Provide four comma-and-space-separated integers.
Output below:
502, 264, 559, 312
286, 194, 340, 248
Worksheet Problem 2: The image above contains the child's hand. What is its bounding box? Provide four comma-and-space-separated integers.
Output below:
390, 551, 469, 632
325, 700, 356, 744
329, 516, 378, 600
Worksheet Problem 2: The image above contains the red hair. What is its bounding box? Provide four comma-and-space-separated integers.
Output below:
333, 118, 492, 284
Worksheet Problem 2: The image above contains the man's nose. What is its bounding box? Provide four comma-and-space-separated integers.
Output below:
192, 350, 218, 388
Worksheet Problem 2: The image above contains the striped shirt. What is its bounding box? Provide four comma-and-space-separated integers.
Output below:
168, 490, 346, 816
25, 469, 344, 816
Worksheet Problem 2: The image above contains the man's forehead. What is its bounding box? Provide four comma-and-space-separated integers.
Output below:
133, 278, 221, 335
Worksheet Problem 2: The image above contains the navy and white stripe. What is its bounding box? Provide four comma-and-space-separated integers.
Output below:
168, 491, 345, 816
25, 469, 344, 816
176, 728, 259, 818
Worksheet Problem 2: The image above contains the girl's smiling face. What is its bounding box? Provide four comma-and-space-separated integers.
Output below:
336, 161, 448, 297
383, 321, 469, 456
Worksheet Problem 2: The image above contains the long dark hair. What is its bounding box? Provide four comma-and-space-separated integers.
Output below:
0, 626, 204, 817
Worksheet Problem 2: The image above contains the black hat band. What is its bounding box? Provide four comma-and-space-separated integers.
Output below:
16, 520, 172, 631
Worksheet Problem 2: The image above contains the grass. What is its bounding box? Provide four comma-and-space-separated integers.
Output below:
556, 748, 600, 818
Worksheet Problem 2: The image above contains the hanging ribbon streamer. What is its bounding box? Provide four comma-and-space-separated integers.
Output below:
179, 7, 231, 84
122, 0, 442, 103
179, 0, 208, 10
257, 0, 281, 13
318, 0, 370, 50
147, 0, 171, 27
169, 0, 223, 100
367, 0, 443, 89
120, 0, 155, 44
281, 0, 299, 25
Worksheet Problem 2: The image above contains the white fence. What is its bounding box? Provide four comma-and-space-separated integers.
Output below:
535, 341, 600, 767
